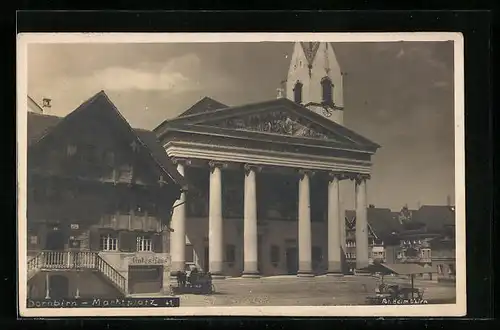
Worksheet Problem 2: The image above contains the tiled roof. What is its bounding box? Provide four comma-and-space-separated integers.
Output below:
177, 96, 228, 117
412, 205, 455, 232
26, 91, 187, 190
344, 208, 402, 239
27, 112, 62, 145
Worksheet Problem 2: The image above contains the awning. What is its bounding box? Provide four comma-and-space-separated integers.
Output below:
360, 263, 437, 275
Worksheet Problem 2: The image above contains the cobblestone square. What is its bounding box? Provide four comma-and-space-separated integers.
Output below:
173, 276, 456, 307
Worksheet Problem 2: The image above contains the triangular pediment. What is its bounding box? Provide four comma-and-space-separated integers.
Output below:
156, 98, 380, 151
199, 108, 334, 141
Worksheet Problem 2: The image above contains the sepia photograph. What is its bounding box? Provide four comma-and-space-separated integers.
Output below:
17, 33, 465, 317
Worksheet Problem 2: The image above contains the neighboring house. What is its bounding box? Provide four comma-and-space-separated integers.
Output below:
343, 206, 402, 273
390, 204, 456, 282
26, 91, 187, 299
28, 96, 44, 114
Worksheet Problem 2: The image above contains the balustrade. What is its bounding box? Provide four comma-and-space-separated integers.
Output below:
27, 251, 127, 294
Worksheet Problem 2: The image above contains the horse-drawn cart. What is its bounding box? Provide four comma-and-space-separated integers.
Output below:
170, 269, 215, 295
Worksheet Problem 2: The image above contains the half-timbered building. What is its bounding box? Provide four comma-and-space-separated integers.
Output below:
26, 91, 186, 299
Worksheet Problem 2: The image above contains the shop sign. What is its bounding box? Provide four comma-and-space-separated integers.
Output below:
129, 254, 171, 266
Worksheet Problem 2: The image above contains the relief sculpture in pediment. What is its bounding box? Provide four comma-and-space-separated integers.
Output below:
211, 111, 331, 140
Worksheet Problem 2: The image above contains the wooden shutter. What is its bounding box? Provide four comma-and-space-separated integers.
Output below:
152, 234, 163, 253
119, 231, 137, 252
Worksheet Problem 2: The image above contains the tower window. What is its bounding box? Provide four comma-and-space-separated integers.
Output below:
293, 81, 303, 104
321, 77, 333, 104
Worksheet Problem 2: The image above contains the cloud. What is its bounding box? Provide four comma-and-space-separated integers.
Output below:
82, 53, 201, 93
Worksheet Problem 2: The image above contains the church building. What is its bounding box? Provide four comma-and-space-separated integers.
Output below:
155, 42, 381, 278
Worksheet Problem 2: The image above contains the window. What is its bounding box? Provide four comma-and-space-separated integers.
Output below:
29, 235, 38, 245
67, 144, 77, 157
135, 203, 145, 216
293, 81, 303, 103
270, 245, 280, 263
100, 233, 118, 251
225, 244, 236, 263
321, 77, 333, 104
136, 235, 153, 252
421, 248, 431, 259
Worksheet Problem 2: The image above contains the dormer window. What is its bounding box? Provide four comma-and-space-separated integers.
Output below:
321, 77, 333, 104
293, 81, 303, 104
67, 144, 77, 156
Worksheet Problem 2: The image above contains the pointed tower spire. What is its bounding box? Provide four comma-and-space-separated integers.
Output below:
285, 41, 345, 125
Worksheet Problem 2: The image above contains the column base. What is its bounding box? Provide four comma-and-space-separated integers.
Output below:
297, 271, 315, 277
326, 272, 344, 277
241, 271, 261, 279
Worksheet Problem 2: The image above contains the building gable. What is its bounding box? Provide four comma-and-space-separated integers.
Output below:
156, 97, 379, 152
28, 91, 186, 189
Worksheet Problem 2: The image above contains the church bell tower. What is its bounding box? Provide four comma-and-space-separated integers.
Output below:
283, 42, 345, 125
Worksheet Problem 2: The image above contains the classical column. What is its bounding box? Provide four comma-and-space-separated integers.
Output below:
355, 174, 370, 270
297, 169, 314, 277
44, 272, 50, 299
75, 271, 81, 299
208, 161, 225, 278
327, 172, 343, 275
170, 159, 189, 274
242, 164, 260, 278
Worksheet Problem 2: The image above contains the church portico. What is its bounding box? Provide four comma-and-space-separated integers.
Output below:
155, 42, 380, 278
166, 154, 374, 278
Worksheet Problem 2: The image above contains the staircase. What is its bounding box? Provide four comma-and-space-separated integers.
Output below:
27, 251, 127, 296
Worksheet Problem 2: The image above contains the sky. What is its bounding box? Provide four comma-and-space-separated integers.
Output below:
27, 40, 456, 211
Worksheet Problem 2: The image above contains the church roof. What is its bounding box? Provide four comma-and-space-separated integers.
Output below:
155, 97, 380, 153
27, 91, 187, 189
177, 96, 228, 117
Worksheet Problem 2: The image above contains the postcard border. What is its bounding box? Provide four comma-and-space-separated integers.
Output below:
17, 32, 466, 317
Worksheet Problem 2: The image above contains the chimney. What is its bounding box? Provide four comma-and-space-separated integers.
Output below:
42, 98, 52, 108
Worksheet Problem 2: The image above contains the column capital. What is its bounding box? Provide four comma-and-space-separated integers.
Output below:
171, 157, 192, 166
244, 163, 263, 175
328, 171, 347, 182
208, 160, 228, 172
354, 173, 371, 184
298, 169, 315, 179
